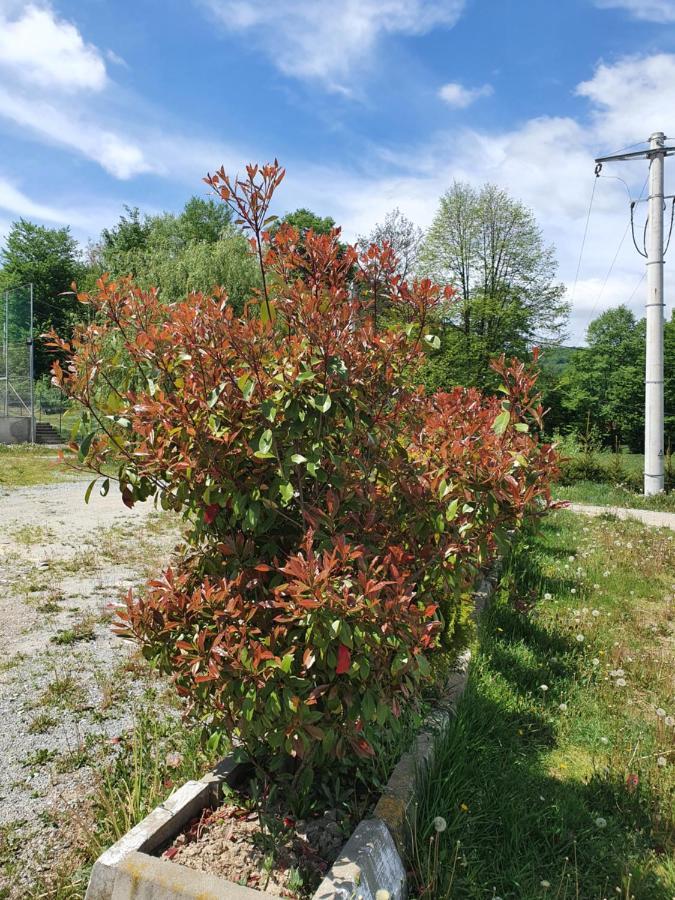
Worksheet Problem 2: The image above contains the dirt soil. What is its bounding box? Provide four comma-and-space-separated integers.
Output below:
0, 480, 180, 896
162, 802, 346, 898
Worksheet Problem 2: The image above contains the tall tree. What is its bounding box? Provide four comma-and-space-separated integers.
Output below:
562, 306, 646, 451
420, 182, 568, 387
0, 219, 84, 377
358, 207, 423, 282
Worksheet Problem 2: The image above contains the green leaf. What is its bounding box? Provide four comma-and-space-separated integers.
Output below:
206, 732, 221, 754
514, 422, 529, 433
237, 375, 254, 401
424, 333, 441, 350
261, 400, 277, 422
311, 394, 332, 413
78, 430, 96, 461
278, 481, 294, 504
290, 453, 307, 464
84, 479, 97, 505
296, 370, 315, 383
100, 478, 110, 497
258, 429, 273, 454
445, 498, 459, 522
493, 410, 510, 435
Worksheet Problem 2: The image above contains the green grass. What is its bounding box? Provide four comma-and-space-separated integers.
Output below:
410, 512, 674, 900
553, 481, 675, 513
0, 445, 83, 488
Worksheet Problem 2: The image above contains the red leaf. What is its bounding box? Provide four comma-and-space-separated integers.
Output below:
204, 503, 220, 524
336, 644, 351, 675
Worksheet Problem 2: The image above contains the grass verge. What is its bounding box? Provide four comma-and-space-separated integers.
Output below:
409, 511, 674, 899
553, 481, 675, 514
0, 446, 83, 489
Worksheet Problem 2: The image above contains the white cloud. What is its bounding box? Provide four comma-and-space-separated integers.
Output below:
576, 54, 675, 148
594, 0, 675, 22
438, 81, 493, 108
0, 85, 153, 180
200, 0, 465, 89
0, 3, 107, 92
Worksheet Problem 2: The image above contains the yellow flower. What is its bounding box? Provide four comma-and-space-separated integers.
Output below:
460, 803, 469, 813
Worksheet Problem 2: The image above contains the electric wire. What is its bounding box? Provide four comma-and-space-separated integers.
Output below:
584, 173, 649, 330
570, 175, 598, 308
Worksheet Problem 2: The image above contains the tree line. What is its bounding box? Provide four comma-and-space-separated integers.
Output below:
0, 182, 672, 451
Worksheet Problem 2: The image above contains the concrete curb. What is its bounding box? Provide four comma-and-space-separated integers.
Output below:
85, 573, 498, 899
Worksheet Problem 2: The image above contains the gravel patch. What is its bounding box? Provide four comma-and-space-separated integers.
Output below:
0, 481, 181, 897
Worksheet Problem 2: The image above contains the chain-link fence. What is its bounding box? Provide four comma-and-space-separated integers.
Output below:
1, 284, 34, 440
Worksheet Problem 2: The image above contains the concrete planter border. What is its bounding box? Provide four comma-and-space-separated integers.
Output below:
85, 572, 497, 900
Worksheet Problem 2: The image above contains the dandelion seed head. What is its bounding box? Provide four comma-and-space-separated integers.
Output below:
656, 708, 666, 718
433, 816, 447, 832
595, 817, 607, 828
559, 703, 568, 711
540, 684, 549, 692
576, 634, 585, 643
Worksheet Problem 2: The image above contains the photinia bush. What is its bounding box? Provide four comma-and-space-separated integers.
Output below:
48, 161, 558, 798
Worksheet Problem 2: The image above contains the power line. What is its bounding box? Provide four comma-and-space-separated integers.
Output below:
570, 176, 598, 307
583, 173, 650, 329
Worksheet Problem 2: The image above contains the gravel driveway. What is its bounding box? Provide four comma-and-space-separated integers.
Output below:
0, 480, 180, 896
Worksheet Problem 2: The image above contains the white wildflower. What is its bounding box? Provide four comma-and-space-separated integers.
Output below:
615, 678, 627, 687
656, 756, 667, 767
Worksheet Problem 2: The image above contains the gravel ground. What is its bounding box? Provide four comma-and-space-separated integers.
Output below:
0, 481, 180, 897
568, 502, 675, 531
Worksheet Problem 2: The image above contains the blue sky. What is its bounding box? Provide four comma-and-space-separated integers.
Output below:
1, 0, 675, 343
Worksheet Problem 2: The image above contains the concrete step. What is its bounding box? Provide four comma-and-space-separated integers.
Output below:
34, 422, 64, 444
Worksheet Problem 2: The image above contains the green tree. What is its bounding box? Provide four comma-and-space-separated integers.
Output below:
420, 182, 568, 389
273, 207, 335, 237
94, 198, 256, 310
0, 219, 84, 377
563, 306, 645, 451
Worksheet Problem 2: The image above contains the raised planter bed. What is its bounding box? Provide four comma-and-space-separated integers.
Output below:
85, 573, 497, 900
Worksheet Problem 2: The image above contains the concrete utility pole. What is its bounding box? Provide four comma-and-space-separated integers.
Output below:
595, 132, 674, 495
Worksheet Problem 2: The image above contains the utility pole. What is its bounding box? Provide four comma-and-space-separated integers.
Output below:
595, 132, 674, 495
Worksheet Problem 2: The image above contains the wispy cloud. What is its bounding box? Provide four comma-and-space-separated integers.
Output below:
594, 0, 675, 22
438, 81, 493, 108
199, 0, 466, 91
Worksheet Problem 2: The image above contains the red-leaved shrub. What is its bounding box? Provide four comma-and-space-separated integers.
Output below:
48, 162, 558, 797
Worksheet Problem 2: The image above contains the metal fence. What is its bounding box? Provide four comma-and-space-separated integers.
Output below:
1, 284, 34, 438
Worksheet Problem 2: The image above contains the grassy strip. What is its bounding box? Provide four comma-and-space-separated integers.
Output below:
0, 446, 84, 488
553, 481, 675, 514
409, 511, 674, 899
